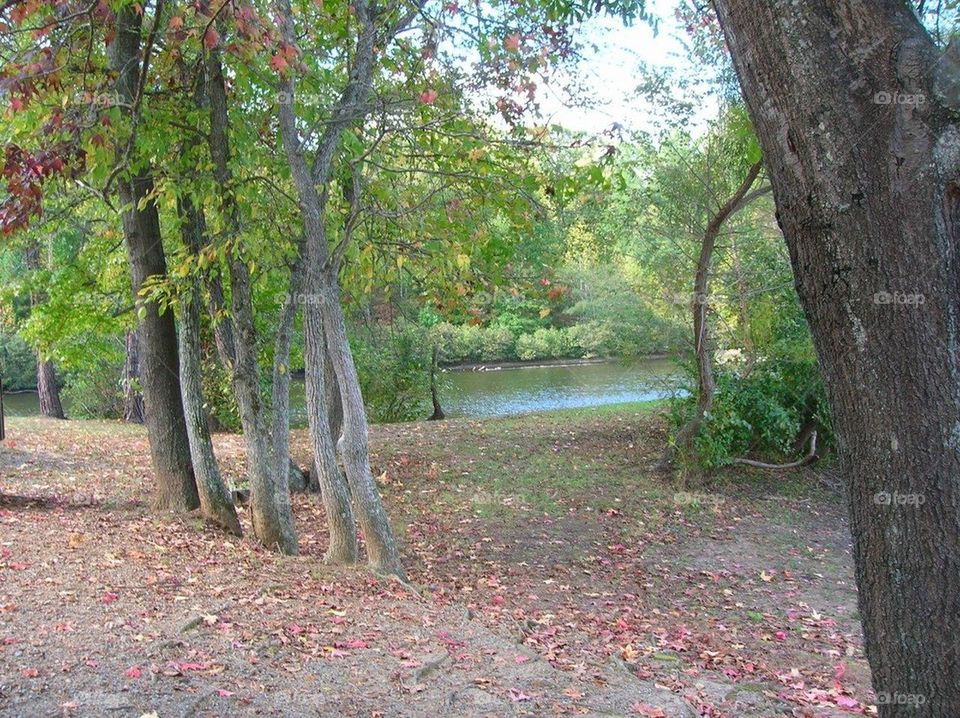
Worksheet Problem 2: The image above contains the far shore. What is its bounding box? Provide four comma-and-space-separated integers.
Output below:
443, 354, 673, 372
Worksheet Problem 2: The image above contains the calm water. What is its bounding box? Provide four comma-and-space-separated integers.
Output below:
439, 358, 681, 418
2, 358, 681, 422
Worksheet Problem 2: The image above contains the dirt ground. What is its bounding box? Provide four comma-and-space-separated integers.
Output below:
0, 407, 873, 717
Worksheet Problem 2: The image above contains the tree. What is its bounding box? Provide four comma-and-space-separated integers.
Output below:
108, 5, 199, 511
25, 241, 66, 419
712, 1, 960, 712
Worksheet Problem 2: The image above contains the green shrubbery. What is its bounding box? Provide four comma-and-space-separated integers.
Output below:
352, 323, 432, 423
680, 358, 831, 469
0, 333, 36, 390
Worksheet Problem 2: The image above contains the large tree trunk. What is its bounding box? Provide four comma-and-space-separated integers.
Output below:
176, 199, 241, 535
205, 45, 297, 553
108, 6, 198, 511
122, 330, 145, 423
713, 1, 960, 712
36, 361, 64, 419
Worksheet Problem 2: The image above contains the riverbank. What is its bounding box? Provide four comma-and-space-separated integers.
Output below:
0, 405, 870, 716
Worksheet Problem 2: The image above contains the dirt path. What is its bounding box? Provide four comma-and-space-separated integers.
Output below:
1, 409, 871, 716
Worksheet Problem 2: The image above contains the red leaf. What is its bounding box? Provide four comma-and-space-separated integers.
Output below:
124, 665, 142, 679
419, 89, 438, 105
504, 33, 521, 52
217, 689, 234, 697
101, 591, 119, 604
203, 27, 220, 50
20, 668, 39, 678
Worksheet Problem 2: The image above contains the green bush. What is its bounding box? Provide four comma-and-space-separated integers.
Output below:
673, 358, 832, 469
0, 333, 36, 390
515, 327, 577, 361
479, 326, 516, 361
62, 359, 124, 419
352, 323, 432, 423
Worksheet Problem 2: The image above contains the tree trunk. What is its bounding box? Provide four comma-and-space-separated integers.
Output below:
25, 243, 65, 420
108, 5, 198, 511
122, 330, 145, 424
662, 159, 764, 466
176, 198, 241, 535
275, 0, 405, 577
713, 1, 960, 712
36, 361, 65, 419
429, 344, 445, 421
205, 44, 297, 553
325, 340, 344, 446
318, 277, 405, 577
305, 299, 358, 564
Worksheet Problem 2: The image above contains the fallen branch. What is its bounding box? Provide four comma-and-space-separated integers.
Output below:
730, 431, 818, 470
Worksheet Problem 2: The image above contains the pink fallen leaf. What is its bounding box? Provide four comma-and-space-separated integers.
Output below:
101, 592, 119, 604
124, 665, 142, 679
508, 688, 531, 702
835, 695, 859, 709
216, 689, 234, 697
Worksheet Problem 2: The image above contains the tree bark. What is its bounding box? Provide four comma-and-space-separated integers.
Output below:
108, 6, 198, 511
305, 299, 358, 564
122, 330, 145, 423
176, 198, 242, 535
429, 344, 445, 421
205, 44, 297, 553
713, 1, 960, 712
275, 0, 407, 577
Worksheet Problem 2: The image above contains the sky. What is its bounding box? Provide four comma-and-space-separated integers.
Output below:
534, 0, 718, 137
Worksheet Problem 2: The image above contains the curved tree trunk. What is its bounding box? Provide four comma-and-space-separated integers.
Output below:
176, 199, 241, 535
318, 277, 405, 577
661, 160, 765, 467
428, 345, 445, 421
305, 300, 358, 564
108, 6, 198, 511
713, 1, 960, 712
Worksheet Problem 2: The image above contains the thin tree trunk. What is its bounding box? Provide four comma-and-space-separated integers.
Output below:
205, 44, 297, 553
108, 5, 198, 511
25, 244, 65, 420
122, 330, 145, 424
713, 1, 960, 712
176, 198, 241, 535
429, 344, 445, 421
305, 299, 358, 564
662, 160, 764, 466
325, 340, 344, 446
274, 0, 407, 577
318, 277, 404, 576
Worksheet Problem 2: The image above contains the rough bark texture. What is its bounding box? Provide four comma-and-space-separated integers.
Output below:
713, 1, 960, 713
275, 0, 407, 577
305, 300, 358, 564
122, 330, 145, 424
204, 46, 298, 554
109, 6, 198, 511
176, 200, 241, 535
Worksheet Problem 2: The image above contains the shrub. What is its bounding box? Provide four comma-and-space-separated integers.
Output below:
672, 358, 832, 469
515, 327, 577, 361
0, 333, 36, 390
479, 326, 515, 362
352, 323, 432, 423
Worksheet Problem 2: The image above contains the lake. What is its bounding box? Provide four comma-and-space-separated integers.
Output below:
3, 357, 682, 423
